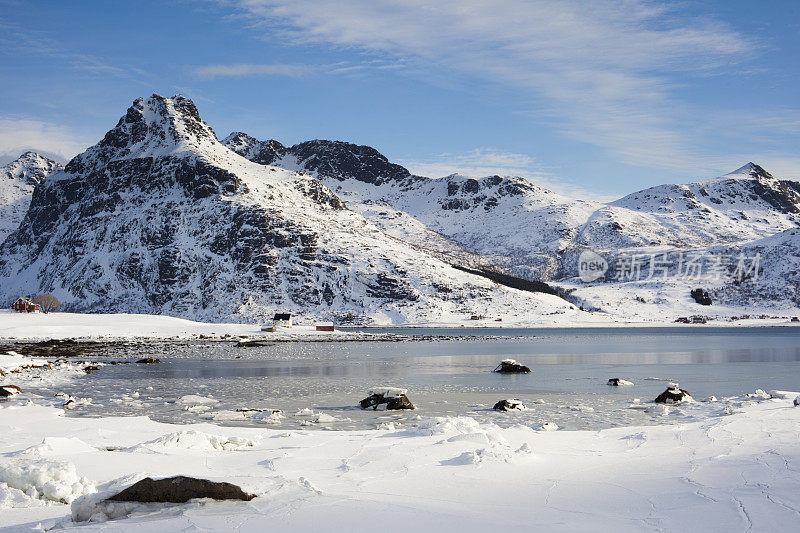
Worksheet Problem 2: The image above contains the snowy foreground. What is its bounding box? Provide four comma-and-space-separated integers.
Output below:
0, 394, 798, 531
0, 311, 354, 341
1, 310, 797, 341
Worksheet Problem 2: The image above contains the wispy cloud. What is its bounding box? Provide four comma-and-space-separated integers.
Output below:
399, 148, 609, 200
194, 63, 317, 78
0, 117, 92, 162
401, 149, 537, 179
217, 0, 764, 173
1, 30, 135, 79
193, 58, 406, 78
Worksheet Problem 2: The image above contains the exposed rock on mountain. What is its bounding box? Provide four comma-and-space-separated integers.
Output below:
227, 133, 800, 278
0, 151, 62, 243
222, 133, 419, 186
0, 95, 574, 324
223, 134, 599, 279
226, 132, 800, 317
3, 101, 797, 323
577, 162, 800, 250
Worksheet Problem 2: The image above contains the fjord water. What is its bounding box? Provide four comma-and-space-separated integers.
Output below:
49, 327, 800, 431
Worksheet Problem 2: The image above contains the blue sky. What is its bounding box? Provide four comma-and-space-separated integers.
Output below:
1, 0, 798, 197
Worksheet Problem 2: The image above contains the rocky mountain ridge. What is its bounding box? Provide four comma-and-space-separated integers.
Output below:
225, 135, 800, 281
0, 95, 575, 323
2, 96, 798, 323
225, 133, 800, 317
0, 151, 63, 243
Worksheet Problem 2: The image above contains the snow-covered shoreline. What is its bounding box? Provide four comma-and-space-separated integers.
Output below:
1, 310, 797, 341
1, 392, 798, 531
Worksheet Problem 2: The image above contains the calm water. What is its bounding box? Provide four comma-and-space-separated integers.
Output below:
30, 327, 800, 431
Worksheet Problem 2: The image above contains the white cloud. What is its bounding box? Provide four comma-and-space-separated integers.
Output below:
399, 148, 610, 200
0, 117, 92, 162
193, 58, 406, 78
194, 63, 316, 78
220, 0, 759, 171
222, 0, 753, 168
400, 148, 537, 178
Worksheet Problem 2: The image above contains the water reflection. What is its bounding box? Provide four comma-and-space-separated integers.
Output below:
28, 327, 800, 431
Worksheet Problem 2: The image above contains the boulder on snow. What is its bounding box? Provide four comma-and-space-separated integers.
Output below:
493, 359, 531, 374
795, 396, 800, 407
654, 383, 692, 403
0, 385, 23, 398
107, 476, 254, 503
493, 398, 525, 411
607, 378, 634, 386
135, 357, 161, 364
359, 387, 415, 410
690, 288, 712, 305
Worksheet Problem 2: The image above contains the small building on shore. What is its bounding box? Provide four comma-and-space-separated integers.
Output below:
12, 297, 40, 313
315, 322, 334, 332
273, 313, 292, 327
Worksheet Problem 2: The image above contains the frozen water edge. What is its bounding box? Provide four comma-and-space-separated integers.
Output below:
5, 328, 800, 432
1, 310, 798, 342
1, 394, 799, 531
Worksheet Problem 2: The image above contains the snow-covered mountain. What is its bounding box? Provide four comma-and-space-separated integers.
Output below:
1, 102, 796, 323
224, 133, 800, 317
224, 134, 800, 279
0, 151, 62, 243
575, 163, 800, 250
223, 133, 600, 279
0, 95, 576, 323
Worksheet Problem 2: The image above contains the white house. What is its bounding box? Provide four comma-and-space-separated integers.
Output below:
273, 313, 292, 327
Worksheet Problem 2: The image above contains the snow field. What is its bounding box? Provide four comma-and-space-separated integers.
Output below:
0, 393, 797, 531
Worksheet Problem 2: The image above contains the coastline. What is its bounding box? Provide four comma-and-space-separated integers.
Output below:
1, 310, 797, 342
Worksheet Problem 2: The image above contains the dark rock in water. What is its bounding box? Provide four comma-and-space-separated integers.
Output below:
655, 383, 692, 403
0, 385, 23, 397
493, 398, 525, 411
359, 388, 415, 410
607, 378, 634, 386
84, 365, 101, 374
107, 476, 255, 503
493, 359, 531, 373
135, 357, 161, 364
690, 288, 712, 305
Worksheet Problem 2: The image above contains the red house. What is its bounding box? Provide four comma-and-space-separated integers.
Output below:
12, 297, 40, 313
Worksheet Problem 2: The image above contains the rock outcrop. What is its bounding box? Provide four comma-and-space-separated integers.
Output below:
493, 398, 525, 411
359, 387, 415, 410
607, 378, 634, 386
493, 359, 531, 374
0, 384, 22, 397
107, 476, 254, 503
691, 288, 712, 306
654, 383, 692, 403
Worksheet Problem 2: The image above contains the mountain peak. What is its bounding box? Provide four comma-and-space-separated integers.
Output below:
1, 151, 63, 186
224, 134, 413, 186
727, 162, 773, 180
65, 94, 220, 175
0, 151, 63, 242
222, 132, 286, 166
221, 131, 257, 147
